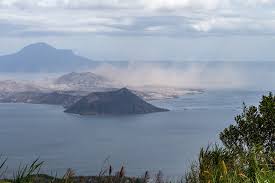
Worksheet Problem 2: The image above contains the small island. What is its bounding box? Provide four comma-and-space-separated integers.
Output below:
65, 88, 169, 115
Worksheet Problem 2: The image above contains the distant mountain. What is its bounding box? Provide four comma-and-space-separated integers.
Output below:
65, 88, 169, 115
0, 43, 96, 72
0, 91, 81, 108
54, 72, 113, 90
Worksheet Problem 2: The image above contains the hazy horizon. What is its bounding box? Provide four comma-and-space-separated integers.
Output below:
1, 1, 275, 61
2, 42, 275, 62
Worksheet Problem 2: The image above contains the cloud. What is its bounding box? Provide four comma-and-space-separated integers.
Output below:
0, 0, 275, 37
1, 0, 273, 10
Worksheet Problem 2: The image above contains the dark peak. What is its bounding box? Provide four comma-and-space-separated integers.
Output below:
114, 87, 137, 97
117, 87, 131, 93
21, 42, 56, 52
19, 42, 74, 55
65, 86, 169, 115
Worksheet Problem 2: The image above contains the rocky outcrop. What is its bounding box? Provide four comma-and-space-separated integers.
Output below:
65, 88, 169, 115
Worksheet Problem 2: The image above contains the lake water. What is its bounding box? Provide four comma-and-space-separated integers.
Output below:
0, 89, 270, 177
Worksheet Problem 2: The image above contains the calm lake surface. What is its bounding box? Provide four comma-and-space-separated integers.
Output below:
0, 90, 270, 177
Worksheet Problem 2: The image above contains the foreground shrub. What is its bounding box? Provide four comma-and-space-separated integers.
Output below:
186, 93, 275, 183
185, 146, 275, 183
220, 92, 275, 153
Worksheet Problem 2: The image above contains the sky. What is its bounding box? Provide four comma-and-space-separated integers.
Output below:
1, 0, 275, 61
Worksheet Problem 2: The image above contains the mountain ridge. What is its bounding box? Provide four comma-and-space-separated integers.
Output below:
0, 42, 96, 72
54, 72, 112, 90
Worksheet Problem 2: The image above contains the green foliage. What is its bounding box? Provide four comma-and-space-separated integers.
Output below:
185, 146, 275, 183
0, 159, 144, 183
186, 92, 275, 183
13, 159, 43, 183
220, 92, 275, 153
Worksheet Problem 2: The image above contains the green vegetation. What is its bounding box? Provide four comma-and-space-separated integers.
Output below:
0, 93, 274, 182
0, 157, 155, 183
185, 92, 275, 183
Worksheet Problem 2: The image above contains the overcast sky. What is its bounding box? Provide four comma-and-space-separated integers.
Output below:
1, 0, 275, 61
